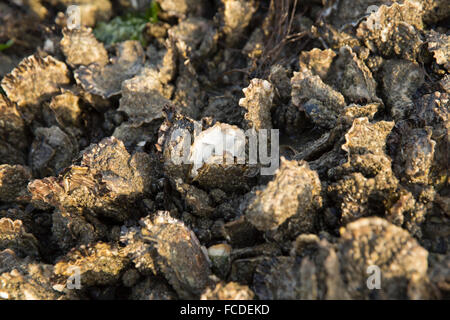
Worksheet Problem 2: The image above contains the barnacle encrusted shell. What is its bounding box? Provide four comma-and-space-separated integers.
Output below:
140, 212, 213, 299
239, 79, 274, 130
426, 30, 450, 72
60, 27, 109, 68
356, 1, 424, 61
0, 218, 39, 258
0, 165, 32, 202
1, 55, 70, 113
338, 217, 431, 299
221, 0, 257, 47
201, 281, 254, 300
381, 59, 424, 120
75, 40, 145, 99
245, 158, 322, 232
29, 126, 78, 178
53, 242, 128, 287
291, 69, 346, 128
28, 137, 153, 221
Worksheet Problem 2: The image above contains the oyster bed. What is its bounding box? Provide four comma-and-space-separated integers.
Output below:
0, 0, 448, 300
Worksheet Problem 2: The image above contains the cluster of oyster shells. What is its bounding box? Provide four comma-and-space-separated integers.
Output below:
0, 0, 448, 300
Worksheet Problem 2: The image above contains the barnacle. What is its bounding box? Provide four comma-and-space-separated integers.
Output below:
75, 41, 145, 99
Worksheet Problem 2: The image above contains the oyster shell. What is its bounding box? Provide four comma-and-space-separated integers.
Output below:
1, 55, 70, 120
0, 165, 31, 202
75, 41, 145, 99
53, 242, 128, 287
28, 137, 153, 221
245, 158, 322, 232
239, 79, 275, 130
60, 27, 109, 68
0, 218, 39, 258
338, 217, 432, 299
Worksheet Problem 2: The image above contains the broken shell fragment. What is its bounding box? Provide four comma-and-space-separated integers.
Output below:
208, 243, 231, 278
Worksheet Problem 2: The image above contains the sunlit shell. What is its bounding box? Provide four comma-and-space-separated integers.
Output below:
60, 27, 109, 68
1, 55, 70, 113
